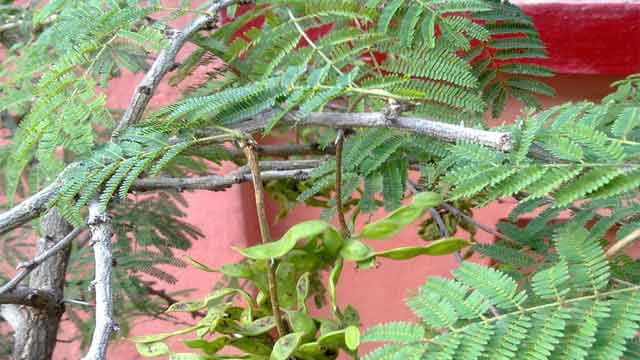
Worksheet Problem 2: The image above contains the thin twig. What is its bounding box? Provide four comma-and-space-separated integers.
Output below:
613, 278, 636, 287
0, 228, 81, 295
63, 299, 92, 307
406, 181, 464, 263
240, 137, 286, 337
334, 130, 350, 237
429, 208, 463, 263
132, 160, 319, 192
286, 8, 343, 75
408, 181, 502, 316
605, 228, 640, 258
440, 202, 516, 244
227, 142, 335, 160
142, 282, 206, 318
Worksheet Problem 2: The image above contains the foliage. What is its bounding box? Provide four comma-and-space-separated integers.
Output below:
131, 194, 467, 359
0, 0, 553, 217
362, 221, 640, 360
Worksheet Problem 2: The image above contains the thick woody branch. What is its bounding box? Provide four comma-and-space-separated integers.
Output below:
231, 111, 513, 151
82, 200, 116, 360
301, 113, 512, 151
113, 0, 239, 136
302, 113, 512, 151
0, 182, 58, 235
0, 228, 81, 295
83, 2, 240, 358
0, 304, 24, 332
0, 110, 512, 236
0, 286, 57, 310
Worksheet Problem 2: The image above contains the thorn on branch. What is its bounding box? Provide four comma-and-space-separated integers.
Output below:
138, 85, 152, 95
87, 213, 111, 227
203, 16, 218, 31
383, 99, 409, 123
88, 280, 96, 293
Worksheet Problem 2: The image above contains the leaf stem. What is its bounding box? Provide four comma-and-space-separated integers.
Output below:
335, 129, 350, 238
286, 8, 343, 76
240, 137, 286, 337
456, 285, 640, 333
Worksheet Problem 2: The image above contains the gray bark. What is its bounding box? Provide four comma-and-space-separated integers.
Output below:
0, 109, 515, 237
81, 200, 115, 360
302, 112, 513, 151
0, 182, 58, 236
0, 228, 80, 295
0, 286, 57, 308
133, 167, 316, 192
9, 209, 73, 360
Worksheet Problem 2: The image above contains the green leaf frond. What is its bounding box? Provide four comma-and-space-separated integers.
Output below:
443, 100, 640, 209
48, 127, 228, 226
2, 1, 166, 202
364, 225, 640, 359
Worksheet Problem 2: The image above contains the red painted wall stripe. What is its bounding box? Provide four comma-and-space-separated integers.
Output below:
519, 2, 640, 75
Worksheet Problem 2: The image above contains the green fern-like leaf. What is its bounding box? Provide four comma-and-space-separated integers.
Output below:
364, 224, 640, 359
363, 321, 425, 343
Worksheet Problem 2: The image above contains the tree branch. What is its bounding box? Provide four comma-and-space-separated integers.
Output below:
113, 0, 239, 136
0, 228, 81, 295
440, 202, 516, 244
82, 2, 242, 358
229, 111, 513, 151
0, 107, 512, 238
0, 286, 57, 309
0, 15, 57, 34
0, 182, 58, 235
605, 228, 640, 258
304, 113, 511, 150
226, 143, 335, 160
0, 304, 25, 345
240, 138, 286, 337
131, 160, 320, 192
81, 200, 116, 360
406, 181, 462, 262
